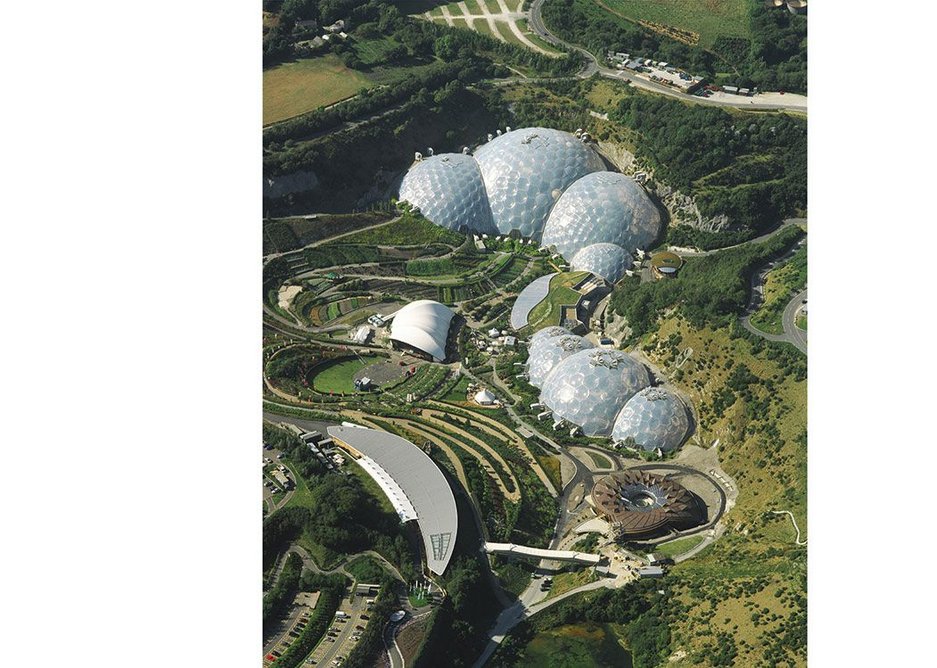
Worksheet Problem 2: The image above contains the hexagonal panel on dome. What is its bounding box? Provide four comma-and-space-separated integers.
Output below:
473, 128, 604, 240
611, 387, 690, 453
527, 326, 572, 358
541, 171, 661, 259
398, 153, 496, 235
570, 243, 632, 284
540, 348, 651, 437
527, 334, 594, 388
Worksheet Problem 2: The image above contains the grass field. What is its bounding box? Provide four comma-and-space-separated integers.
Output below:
598, 0, 752, 49
310, 357, 371, 394
263, 55, 373, 125
519, 623, 633, 668
654, 534, 704, 558
584, 450, 613, 469
639, 317, 807, 666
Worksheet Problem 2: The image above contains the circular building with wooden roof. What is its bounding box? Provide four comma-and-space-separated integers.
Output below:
591, 469, 701, 538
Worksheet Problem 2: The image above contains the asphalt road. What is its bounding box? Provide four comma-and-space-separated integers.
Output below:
528, 0, 807, 114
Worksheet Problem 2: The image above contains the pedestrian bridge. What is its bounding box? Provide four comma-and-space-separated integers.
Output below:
482, 542, 602, 565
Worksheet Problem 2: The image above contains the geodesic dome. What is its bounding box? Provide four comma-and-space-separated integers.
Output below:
611, 387, 690, 453
474, 128, 604, 240
527, 326, 572, 358
540, 348, 651, 437
570, 242, 632, 284
398, 153, 496, 235
527, 334, 594, 388
541, 171, 661, 259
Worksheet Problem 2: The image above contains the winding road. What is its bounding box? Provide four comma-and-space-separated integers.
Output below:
528, 0, 807, 114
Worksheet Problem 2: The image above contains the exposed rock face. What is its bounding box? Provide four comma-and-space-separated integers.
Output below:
596, 140, 744, 233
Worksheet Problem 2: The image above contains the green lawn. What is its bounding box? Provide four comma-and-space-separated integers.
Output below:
584, 450, 613, 469
263, 55, 373, 125
654, 533, 704, 558
526, 271, 590, 331
310, 357, 372, 394
599, 0, 752, 48
795, 313, 807, 331
441, 375, 472, 401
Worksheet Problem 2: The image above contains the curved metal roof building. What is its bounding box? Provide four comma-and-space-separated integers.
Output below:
570, 242, 632, 284
389, 300, 455, 362
541, 171, 661, 259
540, 348, 651, 437
398, 153, 497, 235
527, 334, 594, 388
328, 425, 458, 575
473, 127, 604, 240
612, 387, 690, 453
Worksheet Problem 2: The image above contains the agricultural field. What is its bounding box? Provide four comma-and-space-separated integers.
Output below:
418, 0, 562, 55
598, 0, 753, 49
263, 55, 373, 125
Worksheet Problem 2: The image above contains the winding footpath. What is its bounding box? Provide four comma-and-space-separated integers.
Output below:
772, 510, 807, 546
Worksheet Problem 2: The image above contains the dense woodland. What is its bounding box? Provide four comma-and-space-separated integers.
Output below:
609, 226, 805, 340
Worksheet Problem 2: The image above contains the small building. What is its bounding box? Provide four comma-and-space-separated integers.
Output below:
488, 327, 501, 338
637, 566, 665, 578
503, 336, 516, 348
354, 376, 373, 391
271, 469, 292, 490
294, 591, 320, 608
474, 388, 497, 406
723, 85, 739, 95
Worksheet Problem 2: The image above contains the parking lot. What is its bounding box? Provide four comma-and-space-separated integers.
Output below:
304, 590, 372, 666
262, 443, 292, 512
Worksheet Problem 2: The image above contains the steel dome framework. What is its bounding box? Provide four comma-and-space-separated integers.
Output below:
540, 348, 651, 437
612, 387, 690, 453
527, 334, 594, 388
398, 153, 496, 235
570, 242, 632, 284
474, 127, 605, 240
540, 171, 661, 259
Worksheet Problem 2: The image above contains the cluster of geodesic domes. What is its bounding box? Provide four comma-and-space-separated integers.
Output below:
398, 127, 661, 283
526, 327, 690, 451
